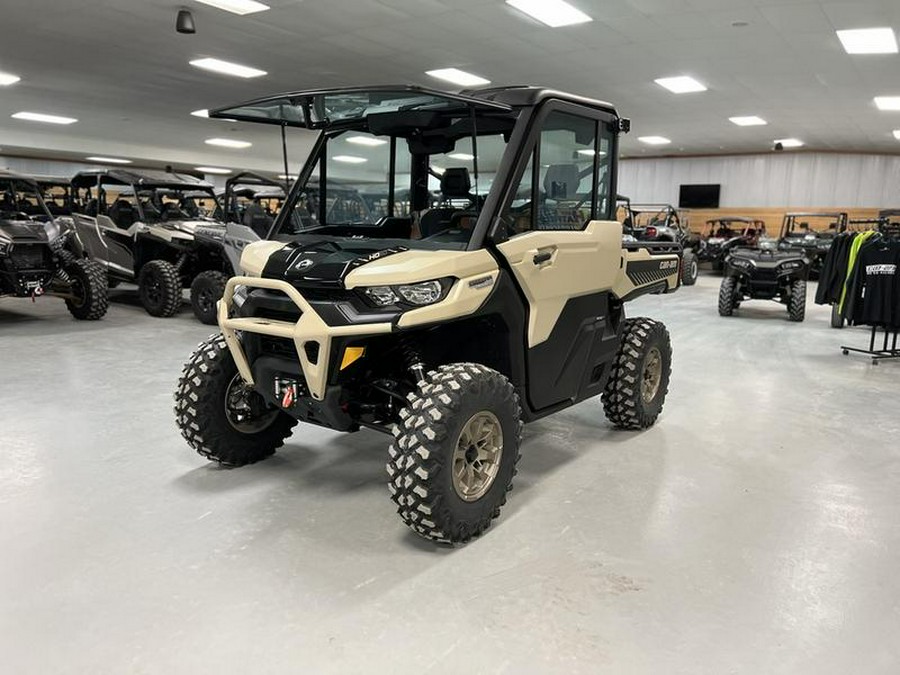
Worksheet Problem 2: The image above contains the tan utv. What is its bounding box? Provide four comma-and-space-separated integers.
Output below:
174, 86, 683, 544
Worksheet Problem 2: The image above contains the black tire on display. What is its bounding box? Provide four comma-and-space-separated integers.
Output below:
64, 258, 109, 320
602, 318, 672, 431
174, 334, 297, 467
718, 277, 738, 317
190, 270, 229, 325
680, 250, 699, 286
788, 280, 806, 322
138, 260, 182, 317
387, 363, 523, 545
830, 303, 845, 329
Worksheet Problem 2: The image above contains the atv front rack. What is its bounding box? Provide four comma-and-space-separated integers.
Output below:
218, 276, 392, 400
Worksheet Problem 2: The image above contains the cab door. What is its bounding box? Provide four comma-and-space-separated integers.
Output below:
493, 106, 622, 411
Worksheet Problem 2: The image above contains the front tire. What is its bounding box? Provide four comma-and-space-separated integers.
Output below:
138, 260, 182, 317
788, 280, 806, 322
387, 363, 523, 545
681, 250, 699, 286
602, 318, 672, 431
174, 334, 297, 467
718, 277, 738, 317
190, 270, 228, 325
64, 258, 109, 320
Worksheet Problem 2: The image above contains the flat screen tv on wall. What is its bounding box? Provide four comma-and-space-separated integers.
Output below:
679, 184, 721, 208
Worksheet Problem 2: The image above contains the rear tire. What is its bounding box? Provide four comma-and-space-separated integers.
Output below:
387, 363, 523, 544
602, 318, 672, 431
174, 334, 297, 467
681, 250, 699, 286
138, 260, 182, 317
64, 258, 108, 320
190, 270, 228, 325
830, 303, 844, 329
788, 280, 806, 322
718, 277, 738, 317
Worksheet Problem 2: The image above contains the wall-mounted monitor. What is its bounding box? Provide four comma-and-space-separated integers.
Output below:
679, 184, 721, 208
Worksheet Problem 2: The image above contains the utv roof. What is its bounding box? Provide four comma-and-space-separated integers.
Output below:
210, 85, 618, 130
0, 170, 38, 184
785, 211, 848, 218
71, 169, 213, 190
630, 204, 678, 211
706, 217, 764, 224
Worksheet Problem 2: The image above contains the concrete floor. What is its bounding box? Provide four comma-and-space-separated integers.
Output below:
1, 275, 899, 675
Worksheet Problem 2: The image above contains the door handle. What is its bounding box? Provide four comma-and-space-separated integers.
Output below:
533, 251, 553, 265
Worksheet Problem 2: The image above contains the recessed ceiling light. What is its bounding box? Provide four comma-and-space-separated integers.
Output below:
0, 71, 21, 86
86, 156, 132, 164
875, 96, 900, 111
447, 152, 475, 160
190, 57, 267, 79
836, 27, 898, 54
505, 0, 592, 27
730, 116, 767, 126
655, 76, 707, 94
194, 0, 269, 16
638, 136, 671, 145
12, 111, 78, 125
195, 166, 232, 174
333, 155, 367, 164
277, 174, 297, 180
205, 138, 252, 148
774, 138, 804, 148
425, 68, 490, 87
432, 166, 446, 175
894, 130, 900, 140
346, 136, 388, 147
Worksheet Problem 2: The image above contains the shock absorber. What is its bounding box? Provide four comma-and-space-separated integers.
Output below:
400, 336, 426, 384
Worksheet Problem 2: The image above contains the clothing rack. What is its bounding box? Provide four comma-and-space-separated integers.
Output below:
841, 326, 900, 365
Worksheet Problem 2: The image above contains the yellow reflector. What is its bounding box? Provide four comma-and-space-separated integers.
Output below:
340, 346, 366, 370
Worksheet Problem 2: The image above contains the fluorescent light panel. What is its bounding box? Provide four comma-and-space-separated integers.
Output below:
447, 152, 475, 160
638, 136, 671, 145
506, 0, 592, 27
730, 116, 767, 126
12, 111, 77, 125
191, 109, 210, 117
86, 156, 132, 164
205, 137, 251, 148
655, 76, 707, 94
775, 138, 804, 148
894, 130, 900, 140
333, 155, 367, 164
196, 166, 232, 174
346, 136, 387, 146
875, 96, 900, 111
277, 174, 297, 179
194, 0, 269, 16
425, 68, 490, 87
836, 27, 897, 54
0, 71, 21, 86
190, 57, 266, 79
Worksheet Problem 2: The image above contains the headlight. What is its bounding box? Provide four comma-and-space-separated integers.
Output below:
363, 278, 452, 308
778, 260, 804, 272
0, 241, 10, 256
232, 284, 249, 310
730, 257, 754, 270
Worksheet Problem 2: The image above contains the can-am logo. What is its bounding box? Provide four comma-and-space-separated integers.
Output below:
660, 260, 678, 270
866, 264, 896, 276
294, 258, 315, 272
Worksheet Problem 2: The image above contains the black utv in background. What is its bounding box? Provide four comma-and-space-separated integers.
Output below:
699, 217, 766, 271
718, 244, 808, 321
777, 211, 848, 278
0, 172, 107, 319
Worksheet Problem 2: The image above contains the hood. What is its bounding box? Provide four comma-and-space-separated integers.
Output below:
261, 238, 410, 287
0, 218, 54, 244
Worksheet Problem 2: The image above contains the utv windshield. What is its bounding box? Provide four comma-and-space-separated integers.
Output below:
134, 187, 219, 222
0, 178, 51, 220
270, 104, 520, 250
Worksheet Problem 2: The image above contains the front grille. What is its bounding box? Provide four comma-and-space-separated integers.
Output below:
11, 244, 52, 270
259, 336, 299, 360
240, 288, 301, 323
752, 268, 780, 284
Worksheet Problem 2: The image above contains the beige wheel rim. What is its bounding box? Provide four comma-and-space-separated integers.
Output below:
641, 347, 663, 404
452, 411, 503, 502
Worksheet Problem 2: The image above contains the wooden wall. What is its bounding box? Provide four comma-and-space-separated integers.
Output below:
682, 207, 882, 235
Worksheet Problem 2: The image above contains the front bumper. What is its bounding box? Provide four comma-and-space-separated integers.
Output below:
218, 276, 392, 402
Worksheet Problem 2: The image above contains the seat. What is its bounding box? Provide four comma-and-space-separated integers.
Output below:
538, 164, 584, 230
419, 168, 474, 238
242, 202, 272, 238
108, 199, 136, 229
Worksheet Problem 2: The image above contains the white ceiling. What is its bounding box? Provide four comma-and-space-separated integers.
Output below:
1, 0, 900, 176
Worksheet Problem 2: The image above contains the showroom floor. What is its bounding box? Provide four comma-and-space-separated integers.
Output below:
2, 274, 898, 675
